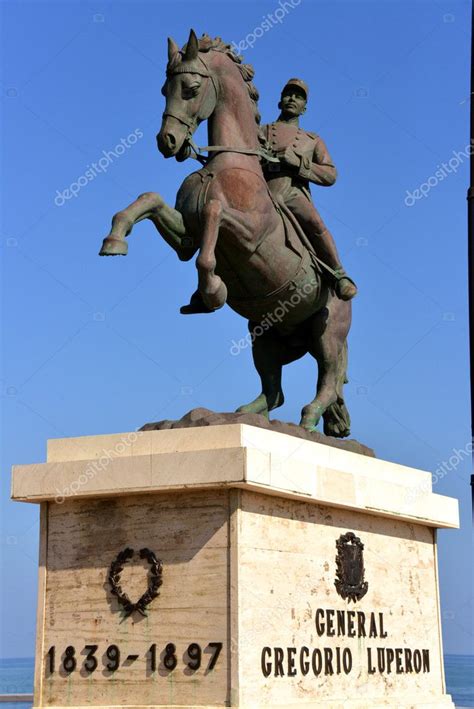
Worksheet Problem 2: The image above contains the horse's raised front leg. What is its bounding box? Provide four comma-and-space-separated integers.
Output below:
195, 199, 227, 310
99, 192, 196, 261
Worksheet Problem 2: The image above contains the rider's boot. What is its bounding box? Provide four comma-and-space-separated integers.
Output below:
300, 222, 358, 301
333, 267, 358, 301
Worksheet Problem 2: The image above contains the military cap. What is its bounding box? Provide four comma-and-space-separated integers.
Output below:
281, 78, 309, 100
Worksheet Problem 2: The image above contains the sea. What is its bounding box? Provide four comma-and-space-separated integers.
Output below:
0, 654, 472, 707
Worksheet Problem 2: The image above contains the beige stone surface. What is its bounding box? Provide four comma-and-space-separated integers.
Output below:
44, 425, 430, 488
12, 425, 459, 529
20, 701, 457, 709
31, 486, 456, 708
38, 491, 230, 708
25, 701, 456, 708
10, 425, 458, 708
236, 490, 450, 706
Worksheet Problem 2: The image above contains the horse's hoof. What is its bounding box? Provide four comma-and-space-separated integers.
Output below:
326, 424, 350, 438
323, 400, 351, 438
202, 279, 227, 311
99, 237, 128, 256
300, 421, 318, 432
236, 403, 269, 418
299, 404, 323, 431
180, 302, 216, 315
180, 289, 216, 315
236, 393, 270, 417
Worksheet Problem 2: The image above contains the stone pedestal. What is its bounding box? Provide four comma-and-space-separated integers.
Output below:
11, 424, 459, 708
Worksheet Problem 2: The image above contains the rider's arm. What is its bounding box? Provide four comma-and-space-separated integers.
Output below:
298, 136, 337, 187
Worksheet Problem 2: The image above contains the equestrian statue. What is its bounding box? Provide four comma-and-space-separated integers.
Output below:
99, 30, 357, 438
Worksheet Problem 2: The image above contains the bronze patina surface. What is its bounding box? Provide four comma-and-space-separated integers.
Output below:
259, 78, 357, 302
100, 30, 358, 438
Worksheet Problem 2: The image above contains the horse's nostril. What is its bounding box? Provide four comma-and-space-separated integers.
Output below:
157, 130, 176, 155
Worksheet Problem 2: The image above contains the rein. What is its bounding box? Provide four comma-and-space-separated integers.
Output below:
186, 136, 280, 165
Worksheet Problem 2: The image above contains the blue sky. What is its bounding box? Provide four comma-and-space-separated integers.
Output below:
1, 0, 473, 658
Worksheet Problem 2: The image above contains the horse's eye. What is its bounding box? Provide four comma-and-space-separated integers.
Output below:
183, 83, 200, 98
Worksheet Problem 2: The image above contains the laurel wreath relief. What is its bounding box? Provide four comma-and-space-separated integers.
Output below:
108, 547, 163, 617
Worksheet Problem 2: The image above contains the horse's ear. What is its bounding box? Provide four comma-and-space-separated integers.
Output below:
184, 29, 199, 61
168, 36, 179, 61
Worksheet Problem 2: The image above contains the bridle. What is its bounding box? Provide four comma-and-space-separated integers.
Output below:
162, 54, 279, 166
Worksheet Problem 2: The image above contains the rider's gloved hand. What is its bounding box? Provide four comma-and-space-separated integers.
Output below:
279, 147, 300, 171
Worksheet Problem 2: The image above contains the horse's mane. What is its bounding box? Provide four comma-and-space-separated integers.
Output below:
184, 33, 261, 124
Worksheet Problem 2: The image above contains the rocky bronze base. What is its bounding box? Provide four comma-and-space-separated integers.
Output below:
140, 407, 375, 458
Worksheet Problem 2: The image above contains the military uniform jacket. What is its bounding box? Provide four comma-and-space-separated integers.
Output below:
260, 121, 337, 197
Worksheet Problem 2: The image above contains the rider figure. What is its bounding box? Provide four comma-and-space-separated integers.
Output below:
260, 78, 357, 301
180, 77, 356, 314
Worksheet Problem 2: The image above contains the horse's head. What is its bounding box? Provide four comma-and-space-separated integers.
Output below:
157, 29, 217, 160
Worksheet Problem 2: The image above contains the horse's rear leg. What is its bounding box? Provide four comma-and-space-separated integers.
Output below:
236, 323, 285, 417
323, 340, 351, 438
100, 192, 195, 261
300, 297, 351, 435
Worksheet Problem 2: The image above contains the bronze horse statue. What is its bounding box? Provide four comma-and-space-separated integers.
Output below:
99, 30, 352, 438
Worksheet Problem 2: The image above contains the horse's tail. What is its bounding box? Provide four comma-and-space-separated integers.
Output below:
323, 339, 351, 438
